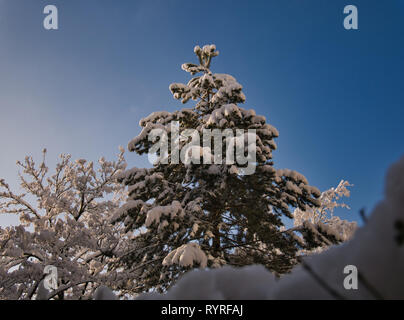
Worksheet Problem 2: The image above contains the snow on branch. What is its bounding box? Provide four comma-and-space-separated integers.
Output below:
163, 243, 208, 269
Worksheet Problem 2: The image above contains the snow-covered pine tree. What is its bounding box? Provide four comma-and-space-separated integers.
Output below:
113, 45, 326, 293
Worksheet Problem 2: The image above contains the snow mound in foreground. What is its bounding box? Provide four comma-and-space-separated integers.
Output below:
94, 286, 117, 300
136, 155, 404, 300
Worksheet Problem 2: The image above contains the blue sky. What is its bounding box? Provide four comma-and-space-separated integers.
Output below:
0, 0, 403, 226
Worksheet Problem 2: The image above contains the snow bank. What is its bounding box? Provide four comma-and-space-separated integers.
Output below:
136, 155, 404, 300
94, 286, 117, 300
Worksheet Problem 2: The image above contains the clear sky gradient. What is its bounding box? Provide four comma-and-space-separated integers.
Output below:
0, 0, 403, 226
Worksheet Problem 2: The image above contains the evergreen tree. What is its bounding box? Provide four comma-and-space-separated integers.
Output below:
113, 45, 325, 293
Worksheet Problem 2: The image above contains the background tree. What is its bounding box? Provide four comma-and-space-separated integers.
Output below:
112, 44, 332, 293
0, 149, 139, 300
292, 180, 357, 254
229, 180, 357, 267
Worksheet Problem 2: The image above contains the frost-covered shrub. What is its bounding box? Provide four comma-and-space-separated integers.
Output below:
292, 180, 357, 254
0, 149, 140, 300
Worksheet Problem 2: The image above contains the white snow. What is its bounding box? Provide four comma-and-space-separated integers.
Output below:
93, 285, 117, 300
162, 243, 208, 269
145, 201, 184, 227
